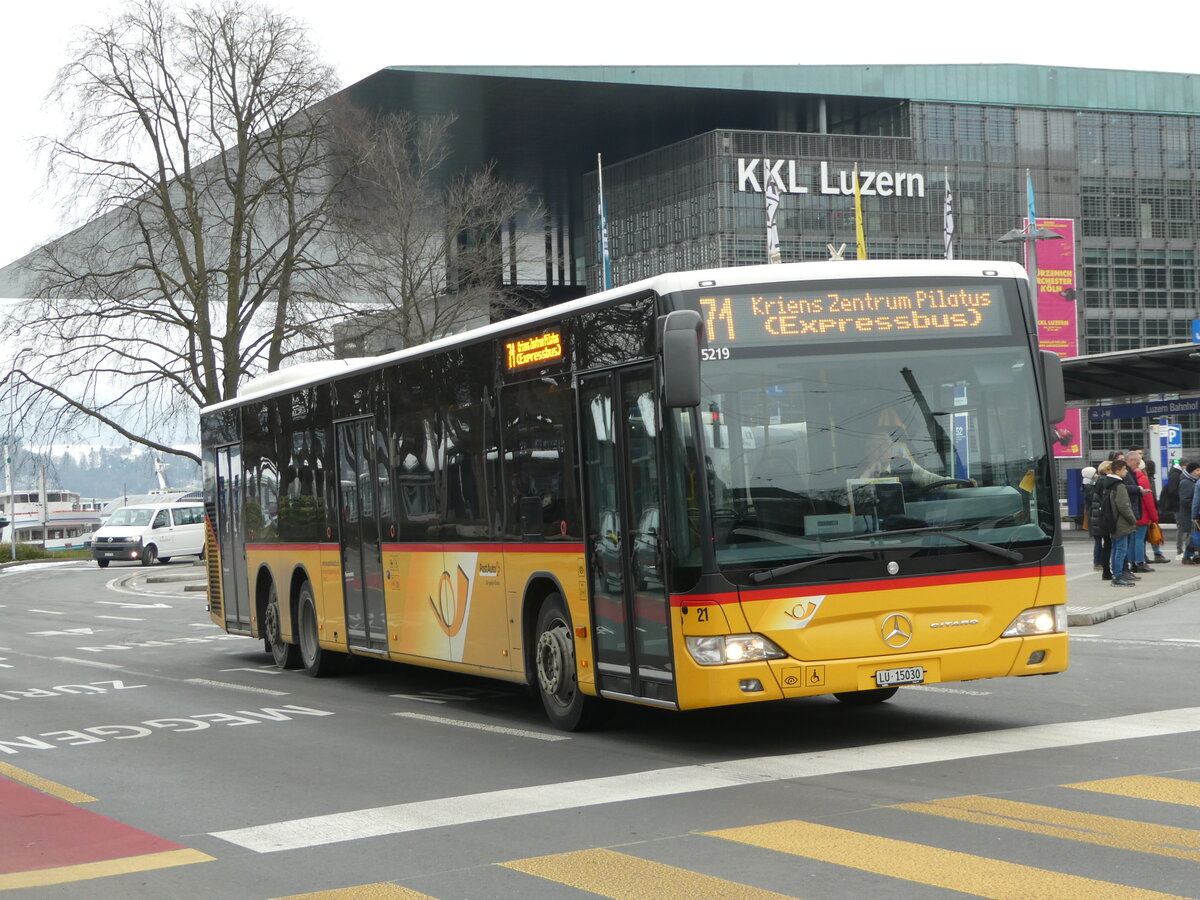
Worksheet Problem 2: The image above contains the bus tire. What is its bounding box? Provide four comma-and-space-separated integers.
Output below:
140, 545, 158, 567
265, 583, 301, 670
833, 687, 899, 705
96, 559, 109, 569
297, 583, 338, 677
534, 593, 606, 731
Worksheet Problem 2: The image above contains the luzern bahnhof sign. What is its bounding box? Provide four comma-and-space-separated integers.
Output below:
738, 159, 926, 198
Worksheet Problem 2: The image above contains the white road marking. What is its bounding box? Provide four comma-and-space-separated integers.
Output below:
27, 609, 64, 615
210, 706, 1200, 854
185, 678, 289, 696
95, 615, 146, 622
219, 666, 283, 677
394, 712, 570, 742
389, 693, 448, 704
52, 656, 125, 669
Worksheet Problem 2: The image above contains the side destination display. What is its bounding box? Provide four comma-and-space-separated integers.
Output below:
504, 329, 564, 371
692, 282, 1012, 346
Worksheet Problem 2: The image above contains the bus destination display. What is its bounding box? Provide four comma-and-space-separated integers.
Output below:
504, 329, 565, 371
695, 284, 1011, 346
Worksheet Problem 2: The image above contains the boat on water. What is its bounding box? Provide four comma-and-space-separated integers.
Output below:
0, 489, 105, 550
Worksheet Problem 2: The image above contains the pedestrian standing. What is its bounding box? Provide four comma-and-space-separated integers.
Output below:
1125, 449, 1154, 573
1106, 458, 1138, 587
1161, 458, 1184, 555
1089, 461, 1114, 580
1081, 465, 1103, 571
1178, 461, 1200, 564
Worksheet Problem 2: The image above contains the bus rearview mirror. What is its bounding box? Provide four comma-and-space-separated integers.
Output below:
662, 310, 704, 408
1039, 350, 1066, 425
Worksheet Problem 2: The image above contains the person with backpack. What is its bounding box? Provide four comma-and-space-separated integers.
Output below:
1178, 461, 1200, 564
1106, 458, 1138, 587
1089, 461, 1116, 580
1081, 465, 1103, 571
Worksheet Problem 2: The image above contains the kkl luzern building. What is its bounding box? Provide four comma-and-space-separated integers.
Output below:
343, 64, 1200, 462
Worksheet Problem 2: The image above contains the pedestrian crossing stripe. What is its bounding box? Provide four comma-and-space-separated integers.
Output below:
501, 847, 794, 900
706, 820, 1181, 899
1066, 775, 1200, 807
894, 793, 1200, 861
271, 883, 436, 899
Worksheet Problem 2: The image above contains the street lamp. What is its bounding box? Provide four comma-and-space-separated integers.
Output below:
997, 225, 1063, 316
4, 347, 33, 561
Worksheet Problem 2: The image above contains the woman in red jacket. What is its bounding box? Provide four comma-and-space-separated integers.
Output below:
1129, 450, 1160, 572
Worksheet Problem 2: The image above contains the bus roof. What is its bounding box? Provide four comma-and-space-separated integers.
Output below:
202, 259, 1028, 414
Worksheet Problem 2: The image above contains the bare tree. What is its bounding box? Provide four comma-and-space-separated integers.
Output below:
2, 0, 348, 464
332, 110, 543, 350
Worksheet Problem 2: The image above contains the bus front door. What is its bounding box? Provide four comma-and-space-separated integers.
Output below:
215, 445, 250, 632
580, 367, 675, 705
334, 418, 388, 652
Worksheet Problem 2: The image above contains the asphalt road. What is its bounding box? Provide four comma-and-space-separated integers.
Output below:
1, 559, 1198, 899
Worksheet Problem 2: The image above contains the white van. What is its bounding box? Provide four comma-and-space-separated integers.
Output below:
90, 501, 207, 568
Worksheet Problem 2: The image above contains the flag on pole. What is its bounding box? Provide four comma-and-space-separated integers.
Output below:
1026, 168, 1036, 224
943, 167, 954, 260
853, 164, 867, 260
764, 162, 783, 264
597, 153, 613, 291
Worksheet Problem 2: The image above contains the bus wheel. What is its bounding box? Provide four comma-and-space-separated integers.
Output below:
140, 545, 158, 567
297, 583, 337, 677
265, 583, 301, 670
833, 687, 899, 705
96, 559, 109, 569
534, 593, 605, 731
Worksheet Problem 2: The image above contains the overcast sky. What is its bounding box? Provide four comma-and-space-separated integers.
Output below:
2, 0, 1200, 268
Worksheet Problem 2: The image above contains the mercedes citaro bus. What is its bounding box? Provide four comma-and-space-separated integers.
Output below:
200, 260, 1068, 729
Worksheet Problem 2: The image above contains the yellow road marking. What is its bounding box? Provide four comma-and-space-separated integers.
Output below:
502, 847, 797, 900
271, 884, 435, 899
1067, 775, 1200, 806
896, 794, 1200, 861
0, 762, 96, 803
708, 820, 1184, 899
0, 848, 212, 891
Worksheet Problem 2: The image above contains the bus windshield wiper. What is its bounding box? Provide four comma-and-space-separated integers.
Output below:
749, 551, 878, 584
830, 525, 1022, 562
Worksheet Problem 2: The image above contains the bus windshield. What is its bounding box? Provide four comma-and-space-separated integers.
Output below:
699, 339, 1054, 581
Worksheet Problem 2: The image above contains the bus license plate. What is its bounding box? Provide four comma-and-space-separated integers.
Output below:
876, 666, 924, 687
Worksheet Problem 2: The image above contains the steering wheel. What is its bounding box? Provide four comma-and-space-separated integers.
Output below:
918, 478, 975, 495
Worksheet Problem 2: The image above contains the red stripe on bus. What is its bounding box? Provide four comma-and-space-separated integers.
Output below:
671, 565, 1065, 606
245, 543, 336, 552
243, 541, 584, 554
380, 542, 584, 554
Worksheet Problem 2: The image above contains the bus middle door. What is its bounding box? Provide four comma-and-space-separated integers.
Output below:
334, 417, 388, 652
580, 366, 675, 705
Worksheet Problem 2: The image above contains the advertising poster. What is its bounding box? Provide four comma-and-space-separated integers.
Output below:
1026, 218, 1082, 459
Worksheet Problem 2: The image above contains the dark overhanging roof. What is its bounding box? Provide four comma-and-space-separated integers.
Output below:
1063, 344, 1200, 403
376, 64, 1200, 116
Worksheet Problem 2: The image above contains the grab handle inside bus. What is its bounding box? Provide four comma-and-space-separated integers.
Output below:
1039, 349, 1066, 425
662, 309, 704, 407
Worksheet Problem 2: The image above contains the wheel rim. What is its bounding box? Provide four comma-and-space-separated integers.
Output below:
299, 601, 318, 664
536, 616, 575, 709
265, 595, 281, 645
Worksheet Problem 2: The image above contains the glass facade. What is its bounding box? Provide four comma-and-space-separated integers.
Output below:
586, 101, 1200, 461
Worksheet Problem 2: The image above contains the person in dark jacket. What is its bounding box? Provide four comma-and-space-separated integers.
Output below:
1107, 458, 1138, 587
1162, 459, 1184, 554
1178, 461, 1200, 564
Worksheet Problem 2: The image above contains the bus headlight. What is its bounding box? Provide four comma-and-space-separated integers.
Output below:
1001, 605, 1067, 637
685, 634, 787, 666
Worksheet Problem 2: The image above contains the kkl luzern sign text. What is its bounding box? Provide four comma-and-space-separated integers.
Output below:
738, 159, 927, 198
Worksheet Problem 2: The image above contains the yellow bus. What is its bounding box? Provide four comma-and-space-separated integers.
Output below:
200, 260, 1068, 730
